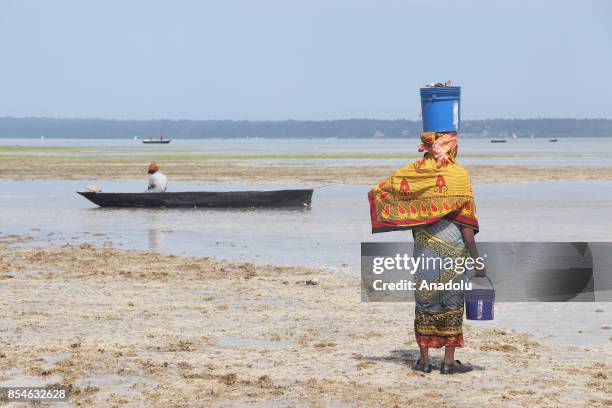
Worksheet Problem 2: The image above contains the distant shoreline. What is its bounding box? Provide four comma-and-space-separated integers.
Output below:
1, 117, 612, 139
3, 135, 612, 140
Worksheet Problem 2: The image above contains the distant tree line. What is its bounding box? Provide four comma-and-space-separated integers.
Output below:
0, 117, 610, 138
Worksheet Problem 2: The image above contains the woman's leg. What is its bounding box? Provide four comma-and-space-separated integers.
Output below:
419, 345, 429, 364
444, 346, 455, 364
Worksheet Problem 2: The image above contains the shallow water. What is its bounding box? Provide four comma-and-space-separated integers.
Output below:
1, 180, 611, 273
2, 137, 611, 167
0, 368, 63, 388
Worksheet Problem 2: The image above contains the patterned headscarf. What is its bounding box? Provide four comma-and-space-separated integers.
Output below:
418, 132, 458, 167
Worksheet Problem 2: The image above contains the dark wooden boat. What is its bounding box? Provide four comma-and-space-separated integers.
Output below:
77, 189, 313, 208
142, 132, 171, 144
142, 139, 171, 144
548, 138, 558, 142
490, 139, 507, 143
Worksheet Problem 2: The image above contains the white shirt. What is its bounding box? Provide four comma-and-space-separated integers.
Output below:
148, 171, 168, 192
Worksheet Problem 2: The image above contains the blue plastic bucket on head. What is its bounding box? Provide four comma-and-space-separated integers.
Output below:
420, 86, 461, 132
465, 276, 495, 321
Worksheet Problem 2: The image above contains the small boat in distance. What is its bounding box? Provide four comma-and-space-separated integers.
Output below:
142, 133, 172, 144
77, 189, 313, 208
490, 139, 507, 143
548, 138, 558, 142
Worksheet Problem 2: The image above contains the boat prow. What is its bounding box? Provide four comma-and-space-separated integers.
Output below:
77, 189, 313, 208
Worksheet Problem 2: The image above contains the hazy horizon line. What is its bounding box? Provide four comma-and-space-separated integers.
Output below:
2, 116, 612, 122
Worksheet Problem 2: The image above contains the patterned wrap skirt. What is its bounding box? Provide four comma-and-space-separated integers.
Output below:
413, 218, 467, 348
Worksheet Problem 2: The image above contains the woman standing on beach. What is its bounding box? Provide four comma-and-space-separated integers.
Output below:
368, 131, 483, 374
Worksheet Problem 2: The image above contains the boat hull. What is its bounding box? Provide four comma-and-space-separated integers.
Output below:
77, 189, 313, 208
142, 140, 171, 144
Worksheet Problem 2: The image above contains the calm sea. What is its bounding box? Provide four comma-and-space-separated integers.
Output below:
1, 137, 611, 167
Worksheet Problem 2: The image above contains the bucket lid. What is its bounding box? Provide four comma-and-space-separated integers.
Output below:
420, 86, 461, 97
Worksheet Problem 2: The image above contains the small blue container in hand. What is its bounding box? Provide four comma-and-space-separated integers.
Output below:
420, 86, 461, 132
465, 276, 495, 321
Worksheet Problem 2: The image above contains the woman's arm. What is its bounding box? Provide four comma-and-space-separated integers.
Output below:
460, 226, 486, 277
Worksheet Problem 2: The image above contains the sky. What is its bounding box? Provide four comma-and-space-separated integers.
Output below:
0, 0, 611, 120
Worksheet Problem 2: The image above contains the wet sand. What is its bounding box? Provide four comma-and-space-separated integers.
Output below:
2, 155, 612, 184
1, 242, 610, 406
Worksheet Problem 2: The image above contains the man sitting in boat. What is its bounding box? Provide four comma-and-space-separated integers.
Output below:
147, 163, 168, 192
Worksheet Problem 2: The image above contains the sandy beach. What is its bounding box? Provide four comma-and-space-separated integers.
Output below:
2, 154, 612, 185
1, 242, 610, 406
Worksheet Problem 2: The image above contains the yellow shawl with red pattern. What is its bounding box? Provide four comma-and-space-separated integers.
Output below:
368, 141, 478, 233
